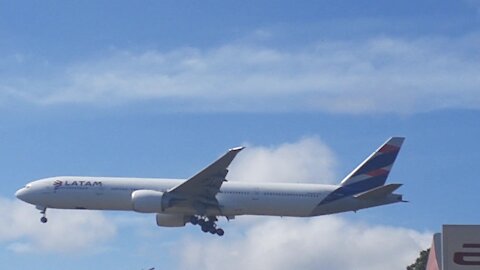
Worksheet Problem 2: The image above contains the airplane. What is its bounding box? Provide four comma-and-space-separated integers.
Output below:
15, 137, 406, 236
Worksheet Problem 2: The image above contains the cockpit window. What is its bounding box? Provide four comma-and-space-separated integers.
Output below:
25, 184, 32, 189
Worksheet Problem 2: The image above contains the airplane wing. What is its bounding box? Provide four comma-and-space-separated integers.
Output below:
167, 146, 244, 209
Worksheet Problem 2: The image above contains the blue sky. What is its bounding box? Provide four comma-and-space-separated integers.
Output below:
1, 1, 480, 269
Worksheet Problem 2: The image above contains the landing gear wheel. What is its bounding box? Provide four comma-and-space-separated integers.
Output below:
194, 216, 225, 236
37, 206, 48, 224
190, 216, 199, 225
216, 228, 224, 236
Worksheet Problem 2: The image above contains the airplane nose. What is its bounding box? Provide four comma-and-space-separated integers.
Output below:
15, 188, 22, 198
15, 184, 37, 204
15, 188, 26, 200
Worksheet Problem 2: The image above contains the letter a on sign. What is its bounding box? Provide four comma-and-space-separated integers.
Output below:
443, 225, 480, 269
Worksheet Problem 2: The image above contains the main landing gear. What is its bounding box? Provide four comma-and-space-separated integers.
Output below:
189, 216, 224, 236
36, 206, 48, 223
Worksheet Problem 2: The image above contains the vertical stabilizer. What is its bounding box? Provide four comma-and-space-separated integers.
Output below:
319, 137, 405, 205
340, 137, 404, 190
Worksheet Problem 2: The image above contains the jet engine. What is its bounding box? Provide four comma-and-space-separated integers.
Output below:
156, 213, 188, 227
131, 189, 171, 213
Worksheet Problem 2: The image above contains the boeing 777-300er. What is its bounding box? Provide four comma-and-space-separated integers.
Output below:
15, 137, 405, 236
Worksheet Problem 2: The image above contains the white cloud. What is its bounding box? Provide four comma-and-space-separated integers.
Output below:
0, 197, 116, 253
178, 217, 431, 270
2, 34, 480, 113
176, 137, 431, 270
228, 137, 337, 184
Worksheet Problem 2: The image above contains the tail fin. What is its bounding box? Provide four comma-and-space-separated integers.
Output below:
340, 137, 404, 191
318, 137, 404, 205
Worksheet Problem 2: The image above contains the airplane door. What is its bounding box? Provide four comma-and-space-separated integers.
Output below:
252, 188, 260, 201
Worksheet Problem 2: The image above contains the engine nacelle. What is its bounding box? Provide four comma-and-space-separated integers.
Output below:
131, 189, 170, 213
156, 213, 187, 227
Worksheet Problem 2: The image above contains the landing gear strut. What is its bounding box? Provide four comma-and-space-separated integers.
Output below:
37, 206, 47, 223
190, 216, 224, 236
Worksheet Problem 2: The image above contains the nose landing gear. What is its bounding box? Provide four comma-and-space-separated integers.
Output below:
190, 216, 224, 236
36, 206, 47, 223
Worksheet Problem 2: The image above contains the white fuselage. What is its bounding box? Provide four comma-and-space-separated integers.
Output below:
14, 138, 405, 234
15, 176, 341, 217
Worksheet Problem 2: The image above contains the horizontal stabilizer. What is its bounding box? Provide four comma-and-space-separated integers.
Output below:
355, 183, 402, 200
